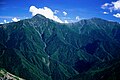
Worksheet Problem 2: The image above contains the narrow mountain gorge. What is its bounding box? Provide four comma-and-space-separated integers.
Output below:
0, 14, 120, 80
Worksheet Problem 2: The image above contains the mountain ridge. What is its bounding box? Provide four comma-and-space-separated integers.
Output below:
0, 14, 120, 80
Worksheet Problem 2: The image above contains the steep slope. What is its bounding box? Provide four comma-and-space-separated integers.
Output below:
0, 15, 78, 80
0, 14, 120, 80
68, 59, 120, 80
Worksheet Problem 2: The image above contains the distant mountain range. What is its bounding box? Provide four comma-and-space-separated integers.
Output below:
0, 14, 120, 80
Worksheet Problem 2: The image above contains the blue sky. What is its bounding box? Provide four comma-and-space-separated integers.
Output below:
0, 0, 120, 24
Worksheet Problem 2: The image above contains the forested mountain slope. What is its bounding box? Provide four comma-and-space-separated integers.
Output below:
0, 14, 120, 80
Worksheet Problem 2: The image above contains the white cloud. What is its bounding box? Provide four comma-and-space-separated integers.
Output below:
64, 20, 69, 23
101, 3, 112, 9
103, 12, 109, 14
112, 0, 120, 10
101, 0, 120, 12
29, 6, 63, 23
76, 16, 80, 21
12, 17, 20, 22
4, 20, 7, 23
63, 11, 67, 16
0, 22, 3, 24
54, 10, 59, 14
113, 13, 120, 18
4, 20, 9, 23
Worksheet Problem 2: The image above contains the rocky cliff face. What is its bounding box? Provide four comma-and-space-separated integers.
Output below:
0, 14, 120, 80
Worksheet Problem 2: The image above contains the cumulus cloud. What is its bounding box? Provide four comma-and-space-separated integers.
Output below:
4, 20, 9, 23
113, 13, 120, 18
29, 6, 63, 23
64, 20, 69, 23
63, 11, 67, 16
112, 0, 120, 10
103, 12, 109, 14
0, 22, 3, 24
101, 0, 120, 12
12, 17, 20, 22
101, 3, 112, 9
0, 17, 20, 24
4, 20, 7, 23
101, 0, 120, 18
76, 16, 80, 21
102, 3, 109, 8
54, 10, 59, 14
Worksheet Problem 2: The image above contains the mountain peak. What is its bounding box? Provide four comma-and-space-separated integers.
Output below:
32, 14, 46, 20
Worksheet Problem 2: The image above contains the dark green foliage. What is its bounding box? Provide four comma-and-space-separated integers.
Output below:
69, 59, 120, 80
0, 15, 120, 80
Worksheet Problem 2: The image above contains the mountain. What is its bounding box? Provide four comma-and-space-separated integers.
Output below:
69, 59, 120, 80
0, 14, 120, 80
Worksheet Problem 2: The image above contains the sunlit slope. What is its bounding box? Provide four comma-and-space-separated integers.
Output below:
0, 14, 120, 80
